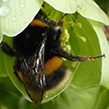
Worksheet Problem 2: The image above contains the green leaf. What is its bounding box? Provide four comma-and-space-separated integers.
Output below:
44, 0, 109, 25
0, 88, 19, 109
63, 13, 103, 88
104, 80, 109, 91
77, 0, 109, 25
18, 85, 108, 109
0, 77, 21, 109
93, 87, 109, 109
0, 0, 43, 42
0, 49, 7, 77
18, 96, 39, 109
88, 20, 109, 85
0, 35, 13, 77
1, 78, 109, 109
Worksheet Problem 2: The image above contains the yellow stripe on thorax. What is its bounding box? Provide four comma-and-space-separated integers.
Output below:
45, 56, 63, 76
30, 19, 48, 27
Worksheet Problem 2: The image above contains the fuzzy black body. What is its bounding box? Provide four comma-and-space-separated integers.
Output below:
12, 10, 67, 105
13, 19, 66, 87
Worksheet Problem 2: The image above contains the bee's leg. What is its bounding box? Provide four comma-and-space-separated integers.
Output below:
51, 47, 105, 62
0, 42, 15, 56
51, 48, 80, 61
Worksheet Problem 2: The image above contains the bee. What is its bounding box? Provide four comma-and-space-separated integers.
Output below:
0, 10, 105, 105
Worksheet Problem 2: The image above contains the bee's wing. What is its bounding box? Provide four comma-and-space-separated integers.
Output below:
20, 36, 46, 105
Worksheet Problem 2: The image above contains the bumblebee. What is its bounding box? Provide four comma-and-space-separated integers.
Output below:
0, 10, 105, 105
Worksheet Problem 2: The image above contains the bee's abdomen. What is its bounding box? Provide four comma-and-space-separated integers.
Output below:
45, 64, 67, 90
45, 56, 67, 89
